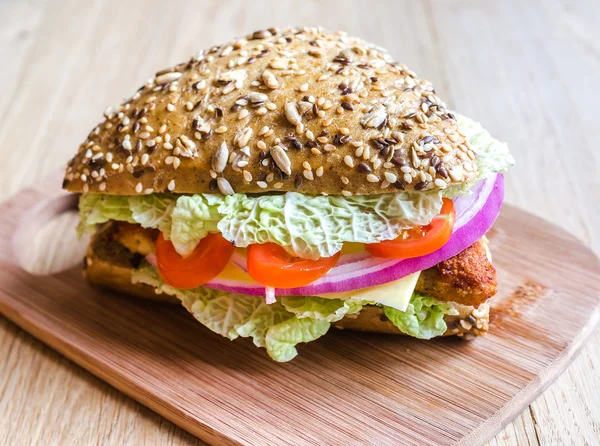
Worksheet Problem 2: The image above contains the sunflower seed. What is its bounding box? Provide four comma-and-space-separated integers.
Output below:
212, 141, 229, 173
449, 165, 465, 181
284, 101, 302, 126
176, 135, 197, 158
361, 104, 387, 128
262, 69, 279, 89
248, 92, 268, 105
218, 69, 247, 89
217, 177, 235, 195
155, 72, 182, 85
233, 127, 253, 148
271, 145, 292, 175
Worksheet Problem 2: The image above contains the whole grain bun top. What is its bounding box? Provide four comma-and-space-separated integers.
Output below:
63, 27, 478, 196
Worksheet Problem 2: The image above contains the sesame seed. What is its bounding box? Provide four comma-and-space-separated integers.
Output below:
258, 126, 270, 136
315, 166, 324, 177
166, 104, 175, 112
342, 190, 352, 197
303, 170, 314, 180
310, 147, 322, 156
173, 157, 181, 169
434, 178, 447, 188
257, 181, 268, 189
135, 183, 143, 193
366, 174, 379, 183
384, 172, 398, 183
139, 132, 150, 139
243, 170, 253, 182
238, 109, 249, 119
215, 126, 228, 134
344, 155, 354, 167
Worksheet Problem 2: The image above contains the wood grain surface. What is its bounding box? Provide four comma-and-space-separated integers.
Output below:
0, 0, 599, 444
0, 174, 598, 445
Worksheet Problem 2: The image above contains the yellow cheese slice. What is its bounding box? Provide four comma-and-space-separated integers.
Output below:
316, 272, 421, 312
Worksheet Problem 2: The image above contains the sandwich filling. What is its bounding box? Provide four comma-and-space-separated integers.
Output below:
78, 115, 513, 361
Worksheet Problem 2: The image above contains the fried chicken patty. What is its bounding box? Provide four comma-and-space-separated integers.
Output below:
106, 221, 496, 306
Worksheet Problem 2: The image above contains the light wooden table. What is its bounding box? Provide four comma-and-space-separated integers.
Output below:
1, 0, 598, 444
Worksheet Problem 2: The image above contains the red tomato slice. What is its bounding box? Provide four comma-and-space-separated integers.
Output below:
366, 198, 456, 259
155, 233, 234, 289
247, 243, 340, 288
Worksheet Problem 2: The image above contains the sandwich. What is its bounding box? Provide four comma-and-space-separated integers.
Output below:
63, 27, 514, 362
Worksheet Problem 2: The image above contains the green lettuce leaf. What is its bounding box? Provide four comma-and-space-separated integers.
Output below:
216, 191, 443, 260
168, 195, 222, 255
235, 302, 292, 348
280, 295, 364, 322
265, 317, 330, 362
77, 195, 134, 236
383, 294, 458, 339
80, 189, 444, 259
131, 263, 329, 361
457, 114, 514, 178
445, 115, 515, 197
129, 194, 176, 234
131, 264, 463, 360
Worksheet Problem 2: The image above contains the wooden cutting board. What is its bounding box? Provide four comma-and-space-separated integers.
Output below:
0, 174, 598, 446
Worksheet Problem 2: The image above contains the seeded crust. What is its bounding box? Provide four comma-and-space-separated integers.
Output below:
64, 27, 478, 197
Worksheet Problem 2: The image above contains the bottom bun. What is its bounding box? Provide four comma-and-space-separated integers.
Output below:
84, 223, 489, 338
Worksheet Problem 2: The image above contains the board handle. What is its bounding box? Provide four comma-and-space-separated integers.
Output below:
0, 170, 88, 274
